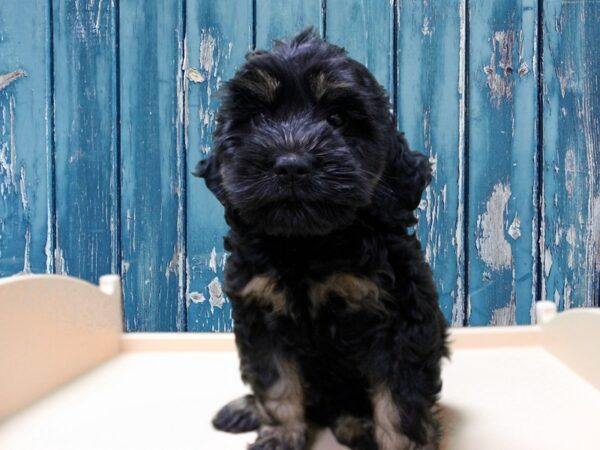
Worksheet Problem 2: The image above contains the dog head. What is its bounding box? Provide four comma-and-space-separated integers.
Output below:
194, 28, 431, 236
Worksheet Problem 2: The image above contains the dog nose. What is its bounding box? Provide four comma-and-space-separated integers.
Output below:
274, 154, 311, 177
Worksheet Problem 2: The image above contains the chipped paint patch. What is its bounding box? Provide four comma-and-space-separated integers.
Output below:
508, 212, 521, 240
199, 31, 216, 75
1, 97, 18, 195
564, 148, 576, 196
165, 244, 181, 280
476, 183, 512, 270
483, 31, 514, 108
490, 301, 516, 326
553, 288, 560, 305
422, 16, 432, 36
188, 291, 206, 305
566, 225, 576, 269
518, 62, 529, 77
187, 67, 205, 83
54, 246, 67, 275
556, 66, 575, 98
185, 257, 192, 308
208, 277, 225, 310
22, 227, 32, 274
19, 166, 28, 209
221, 252, 228, 269
0, 70, 26, 91
452, 282, 465, 327
563, 283, 572, 310
209, 246, 218, 272
45, 212, 53, 273
544, 248, 553, 278
594, 196, 600, 270
516, 29, 530, 78
428, 153, 437, 178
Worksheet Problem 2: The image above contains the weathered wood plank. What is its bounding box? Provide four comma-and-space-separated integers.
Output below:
185, 0, 252, 331
326, 0, 393, 93
53, 0, 118, 282
0, 0, 52, 277
467, 0, 539, 325
119, 1, 186, 331
397, 0, 465, 325
255, 0, 323, 47
542, 0, 600, 309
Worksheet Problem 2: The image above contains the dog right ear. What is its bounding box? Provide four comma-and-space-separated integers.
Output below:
193, 154, 227, 206
369, 132, 432, 229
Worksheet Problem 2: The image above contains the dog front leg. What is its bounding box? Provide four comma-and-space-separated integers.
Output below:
370, 381, 439, 450
249, 356, 307, 450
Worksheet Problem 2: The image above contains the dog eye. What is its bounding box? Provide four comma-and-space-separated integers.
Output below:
326, 112, 345, 127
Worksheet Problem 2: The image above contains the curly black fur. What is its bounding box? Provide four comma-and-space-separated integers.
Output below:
194, 28, 448, 450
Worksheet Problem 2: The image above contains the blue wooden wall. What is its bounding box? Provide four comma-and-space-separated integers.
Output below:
0, 0, 598, 331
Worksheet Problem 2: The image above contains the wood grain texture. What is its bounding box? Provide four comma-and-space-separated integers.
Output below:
255, 0, 323, 48
185, 0, 252, 331
542, 0, 600, 309
397, 0, 465, 325
119, 0, 186, 331
326, 0, 393, 93
467, 0, 539, 325
53, 0, 118, 282
0, 0, 52, 277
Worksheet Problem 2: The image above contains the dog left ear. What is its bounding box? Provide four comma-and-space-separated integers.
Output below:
193, 154, 228, 206
369, 132, 432, 228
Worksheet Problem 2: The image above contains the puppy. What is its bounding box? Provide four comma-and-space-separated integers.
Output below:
194, 28, 448, 450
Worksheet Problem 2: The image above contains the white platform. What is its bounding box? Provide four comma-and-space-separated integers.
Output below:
1, 275, 599, 449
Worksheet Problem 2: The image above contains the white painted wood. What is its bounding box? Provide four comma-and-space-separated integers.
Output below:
540, 306, 600, 390
121, 332, 236, 352
535, 300, 558, 325
0, 347, 598, 449
0, 274, 122, 420
1, 274, 599, 449
440, 347, 600, 449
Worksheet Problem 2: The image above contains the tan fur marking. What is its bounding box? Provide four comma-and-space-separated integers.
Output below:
240, 275, 287, 313
372, 385, 414, 450
245, 69, 280, 103
308, 273, 384, 312
262, 358, 304, 426
309, 72, 352, 101
333, 415, 373, 445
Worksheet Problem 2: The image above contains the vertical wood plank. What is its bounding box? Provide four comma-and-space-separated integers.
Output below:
0, 0, 52, 277
53, 0, 118, 282
326, 0, 393, 96
542, 0, 600, 309
468, 0, 539, 325
255, 0, 323, 47
397, 0, 466, 325
186, 0, 252, 331
119, 1, 186, 331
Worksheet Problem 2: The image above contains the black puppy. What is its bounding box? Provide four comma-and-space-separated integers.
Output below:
194, 28, 448, 450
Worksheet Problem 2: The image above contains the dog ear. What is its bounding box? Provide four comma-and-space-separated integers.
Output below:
193, 155, 228, 206
369, 132, 432, 228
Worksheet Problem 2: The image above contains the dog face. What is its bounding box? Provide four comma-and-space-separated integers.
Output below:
195, 29, 431, 236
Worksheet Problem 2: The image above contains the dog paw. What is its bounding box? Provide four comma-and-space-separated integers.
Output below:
212, 395, 261, 433
248, 425, 306, 450
332, 416, 377, 450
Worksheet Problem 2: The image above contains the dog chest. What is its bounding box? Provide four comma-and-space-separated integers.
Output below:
234, 272, 388, 319
229, 271, 390, 371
